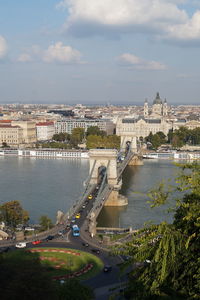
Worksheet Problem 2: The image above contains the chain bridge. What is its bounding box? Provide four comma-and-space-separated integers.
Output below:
64, 136, 143, 236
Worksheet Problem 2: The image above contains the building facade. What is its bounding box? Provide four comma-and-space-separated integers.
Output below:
0, 125, 23, 146
143, 92, 169, 118
36, 122, 55, 141
55, 118, 115, 135
11, 120, 36, 144
116, 117, 172, 139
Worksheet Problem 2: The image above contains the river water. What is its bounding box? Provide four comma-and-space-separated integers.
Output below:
0, 157, 179, 229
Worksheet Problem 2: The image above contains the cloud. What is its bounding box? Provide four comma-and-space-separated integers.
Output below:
57, 0, 200, 44
165, 10, 200, 42
0, 35, 8, 59
57, 0, 187, 33
43, 42, 82, 63
118, 53, 167, 70
18, 42, 83, 64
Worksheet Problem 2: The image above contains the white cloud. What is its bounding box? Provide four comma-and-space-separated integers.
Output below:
58, 0, 187, 31
0, 35, 8, 59
18, 42, 83, 64
165, 10, 200, 41
118, 53, 167, 70
57, 0, 200, 44
43, 42, 82, 63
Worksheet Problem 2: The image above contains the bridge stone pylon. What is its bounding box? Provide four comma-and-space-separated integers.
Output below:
120, 135, 137, 152
89, 149, 118, 185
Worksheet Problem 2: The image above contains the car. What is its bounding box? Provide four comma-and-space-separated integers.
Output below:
15, 242, 27, 248
82, 242, 89, 247
24, 227, 35, 231
88, 194, 93, 200
32, 240, 42, 245
91, 249, 100, 254
0, 247, 10, 253
103, 265, 112, 272
82, 204, 86, 209
71, 217, 76, 223
46, 235, 54, 241
75, 213, 80, 219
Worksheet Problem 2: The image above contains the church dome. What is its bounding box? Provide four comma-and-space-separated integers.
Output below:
153, 92, 162, 104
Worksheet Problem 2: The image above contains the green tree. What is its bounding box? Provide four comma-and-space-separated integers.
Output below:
113, 162, 200, 299
58, 279, 94, 300
39, 215, 53, 231
86, 126, 106, 136
0, 251, 57, 300
0, 200, 29, 227
70, 128, 85, 147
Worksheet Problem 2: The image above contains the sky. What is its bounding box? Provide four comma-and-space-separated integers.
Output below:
0, 0, 200, 105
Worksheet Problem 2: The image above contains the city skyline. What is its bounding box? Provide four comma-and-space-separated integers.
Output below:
0, 0, 200, 105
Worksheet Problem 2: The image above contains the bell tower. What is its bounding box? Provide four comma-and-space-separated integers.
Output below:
144, 99, 149, 117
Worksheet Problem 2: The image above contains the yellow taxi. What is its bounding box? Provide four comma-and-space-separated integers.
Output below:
88, 194, 93, 200
75, 213, 81, 219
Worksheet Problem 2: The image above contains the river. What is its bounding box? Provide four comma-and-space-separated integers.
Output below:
0, 157, 179, 229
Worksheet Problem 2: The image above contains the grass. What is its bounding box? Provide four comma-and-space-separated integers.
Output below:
28, 248, 104, 280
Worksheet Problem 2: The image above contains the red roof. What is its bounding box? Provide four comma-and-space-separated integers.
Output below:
0, 120, 12, 123
36, 122, 54, 126
0, 125, 20, 128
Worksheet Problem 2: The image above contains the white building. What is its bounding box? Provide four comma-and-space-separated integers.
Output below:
36, 122, 55, 141
144, 92, 169, 118
55, 118, 115, 135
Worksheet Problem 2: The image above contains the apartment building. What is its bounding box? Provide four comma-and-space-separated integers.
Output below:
11, 120, 36, 144
0, 125, 23, 146
36, 122, 55, 141
55, 118, 115, 135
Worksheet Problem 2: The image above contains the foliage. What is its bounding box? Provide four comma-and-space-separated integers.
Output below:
70, 128, 85, 147
41, 142, 73, 149
0, 250, 94, 300
169, 126, 200, 148
0, 200, 29, 227
86, 134, 120, 149
113, 162, 200, 299
57, 279, 94, 300
145, 132, 166, 149
0, 250, 57, 300
86, 126, 106, 137
39, 215, 53, 231
53, 133, 70, 142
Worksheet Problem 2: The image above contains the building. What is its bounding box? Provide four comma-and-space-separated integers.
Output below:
36, 122, 55, 141
144, 92, 169, 118
0, 125, 23, 146
55, 118, 115, 135
11, 120, 36, 144
116, 117, 171, 139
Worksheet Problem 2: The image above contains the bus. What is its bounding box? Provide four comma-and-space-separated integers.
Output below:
72, 224, 80, 237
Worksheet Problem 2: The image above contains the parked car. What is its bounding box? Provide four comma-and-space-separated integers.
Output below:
15, 242, 26, 248
82, 242, 89, 247
24, 227, 35, 231
32, 240, 42, 245
46, 235, 54, 241
103, 265, 112, 272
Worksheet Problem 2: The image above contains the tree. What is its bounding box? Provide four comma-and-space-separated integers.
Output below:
113, 162, 200, 299
0, 200, 29, 227
86, 126, 106, 137
0, 251, 57, 300
39, 215, 53, 231
70, 128, 85, 147
58, 279, 94, 300
53, 133, 70, 142
86, 135, 120, 149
